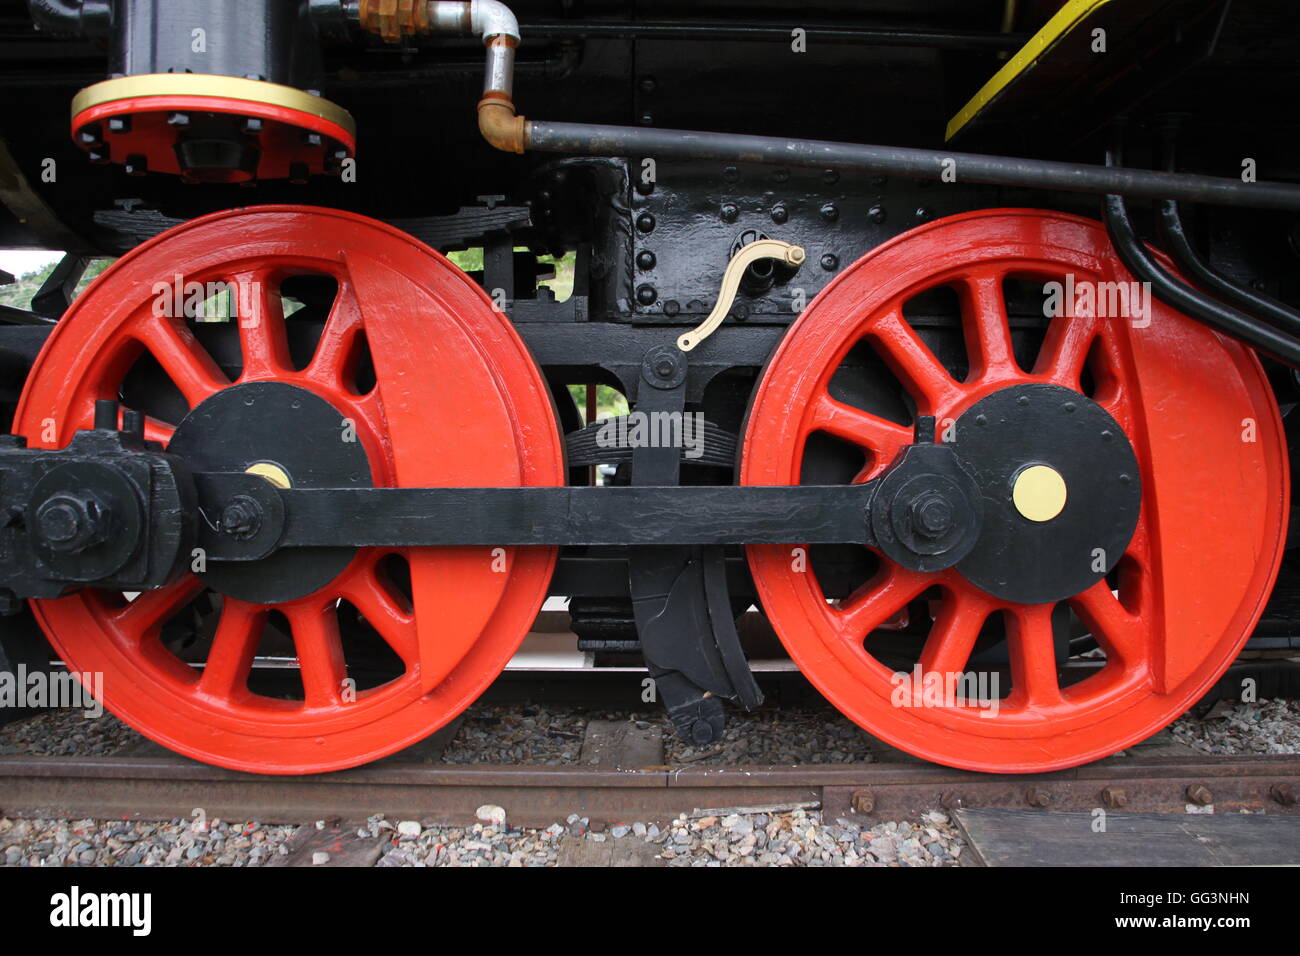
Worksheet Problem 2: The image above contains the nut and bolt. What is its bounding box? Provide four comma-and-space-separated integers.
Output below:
720, 203, 739, 223
851, 790, 875, 814
909, 493, 953, 539
219, 497, 263, 540
1025, 788, 1052, 808
35, 493, 109, 554
1100, 786, 1129, 809
1270, 783, 1297, 806
1186, 784, 1214, 806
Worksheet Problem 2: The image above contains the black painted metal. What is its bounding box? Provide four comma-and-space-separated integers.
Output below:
166, 381, 371, 605
516, 19, 1028, 51
526, 122, 1300, 212
108, 0, 324, 89
952, 385, 1141, 606
30, 253, 88, 319
1103, 188, 1300, 369
0, 406, 193, 603
1158, 198, 1300, 337
196, 479, 876, 552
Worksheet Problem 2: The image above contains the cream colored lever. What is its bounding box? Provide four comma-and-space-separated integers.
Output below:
677, 239, 806, 352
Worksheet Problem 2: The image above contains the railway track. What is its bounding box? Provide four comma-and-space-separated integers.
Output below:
2, 752, 1297, 829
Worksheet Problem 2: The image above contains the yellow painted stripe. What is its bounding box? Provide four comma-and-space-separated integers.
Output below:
946, 0, 1118, 141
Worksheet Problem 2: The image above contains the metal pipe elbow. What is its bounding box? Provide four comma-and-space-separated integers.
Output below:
477, 93, 527, 154
471, 0, 519, 41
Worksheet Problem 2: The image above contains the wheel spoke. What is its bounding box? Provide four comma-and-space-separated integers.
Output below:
111, 575, 206, 642
230, 269, 291, 381
339, 557, 417, 668
809, 392, 913, 458
958, 272, 1017, 382
1069, 580, 1146, 669
302, 280, 363, 391
1005, 603, 1063, 707
143, 416, 176, 446
833, 564, 933, 644
285, 601, 348, 708
869, 309, 963, 414
918, 588, 993, 679
1036, 315, 1098, 389
135, 315, 229, 409
197, 599, 264, 699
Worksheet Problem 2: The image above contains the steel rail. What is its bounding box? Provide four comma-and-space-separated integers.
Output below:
1, 754, 1297, 827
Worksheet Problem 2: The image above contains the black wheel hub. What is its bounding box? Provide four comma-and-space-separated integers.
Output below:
168, 381, 374, 603
953, 383, 1141, 605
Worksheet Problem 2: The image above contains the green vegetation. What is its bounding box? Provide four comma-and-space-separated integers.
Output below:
0, 258, 113, 311
566, 384, 629, 422
447, 247, 576, 302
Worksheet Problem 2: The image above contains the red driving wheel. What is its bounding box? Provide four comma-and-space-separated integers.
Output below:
15, 205, 563, 774
742, 209, 1288, 772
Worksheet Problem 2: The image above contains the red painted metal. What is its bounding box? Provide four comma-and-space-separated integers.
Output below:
14, 205, 563, 774
72, 96, 355, 181
741, 209, 1288, 773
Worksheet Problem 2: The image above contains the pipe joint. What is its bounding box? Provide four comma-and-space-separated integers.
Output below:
477, 92, 527, 154
471, 0, 519, 42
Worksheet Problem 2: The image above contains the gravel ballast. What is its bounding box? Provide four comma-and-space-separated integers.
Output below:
1, 695, 1296, 867
369, 807, 963, 867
